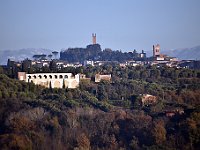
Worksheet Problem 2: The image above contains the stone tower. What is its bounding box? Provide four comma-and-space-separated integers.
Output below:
92, 33, 96, 44
153, 44, 160, 57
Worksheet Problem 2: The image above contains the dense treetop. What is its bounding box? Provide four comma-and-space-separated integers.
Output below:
60, 44, 145, 63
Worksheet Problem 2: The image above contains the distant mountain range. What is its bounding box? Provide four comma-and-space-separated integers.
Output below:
0, 48, 52, 65
163, 45, 200, 60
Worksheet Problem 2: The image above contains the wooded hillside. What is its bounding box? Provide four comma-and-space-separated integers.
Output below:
0, 65, 200, 149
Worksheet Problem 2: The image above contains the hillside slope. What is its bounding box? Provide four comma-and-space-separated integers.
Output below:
164, 45, 200, 60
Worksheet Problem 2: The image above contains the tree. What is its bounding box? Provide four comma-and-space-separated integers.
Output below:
76, 133, 90, 150
97, 84, 108, 101
152, 120, 166, 145
150, 69, 161, 79
128, 70, 140, 79
0, 66, 3, 74
66, 91, 73, 100
140, 70, 149, 80
187, 112, 200, 149
129, 136, 139, 150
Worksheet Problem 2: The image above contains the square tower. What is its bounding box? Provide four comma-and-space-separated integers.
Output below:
92, 33, 96, 44
153, 44, 160, 57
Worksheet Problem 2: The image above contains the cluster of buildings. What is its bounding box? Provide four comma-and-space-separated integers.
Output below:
83, 44, 178, 68
4, 34, 199, 89
151, 44, 179, 67
7, 48, 178, 71
6, 34, 199, 71
153, 44, 177, 61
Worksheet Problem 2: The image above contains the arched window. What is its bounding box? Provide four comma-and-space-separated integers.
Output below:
33, 75, 36, 79
44, 75, 47, 79
39, 75, 42, 79
59, 75, 63, 79
28, 75, 31, 79
64, 75, 68, 79
55, 75, 58, 79
49, 75, 52, 79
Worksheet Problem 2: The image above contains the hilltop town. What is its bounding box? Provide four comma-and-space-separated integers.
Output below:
1, 34, 199, 91
4, 34, 200, 76
1, 0, 200, 149
0, 35, 200, 150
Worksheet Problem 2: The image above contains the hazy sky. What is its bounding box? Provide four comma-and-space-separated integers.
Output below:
0, 0, 200, 52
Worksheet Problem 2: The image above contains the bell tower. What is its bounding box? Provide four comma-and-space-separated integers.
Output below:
153, 44, 160, 57
92, 33, 96, 44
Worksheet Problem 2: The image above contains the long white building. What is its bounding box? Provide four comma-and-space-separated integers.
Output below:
18, 72, 79, 89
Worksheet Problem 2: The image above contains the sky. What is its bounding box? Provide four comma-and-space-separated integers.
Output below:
0, 0, 200, 52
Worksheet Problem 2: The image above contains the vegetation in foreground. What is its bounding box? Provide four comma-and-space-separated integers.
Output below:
0, 65, 200, 150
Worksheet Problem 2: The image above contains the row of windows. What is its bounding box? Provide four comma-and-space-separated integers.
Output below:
28, 75, 69, 79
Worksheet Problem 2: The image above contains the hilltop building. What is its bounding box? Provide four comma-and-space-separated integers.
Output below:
92, 33, 97, 45
153, 44, 160, 57
84, 60, 94, 66
139, 50, 146, 59
152, 44, 177, 62
141, 94, 157, 106
18, 72, 80, 89
7, 59, 16, 68
153, 44, 165, 60
95, 74, 112, 83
